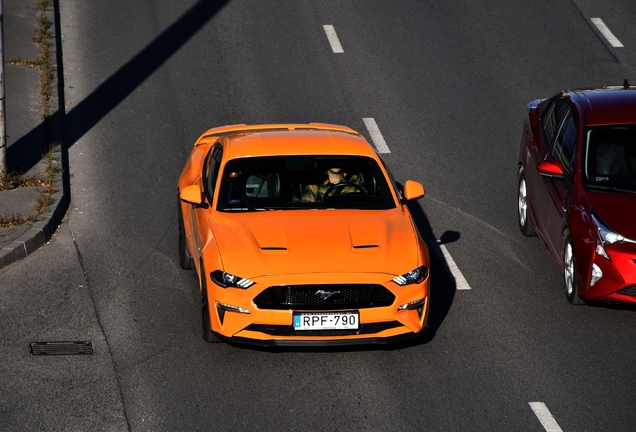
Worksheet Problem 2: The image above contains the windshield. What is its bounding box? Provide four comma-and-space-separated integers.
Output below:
217, 155, 397, 211
584, 126, 636, 192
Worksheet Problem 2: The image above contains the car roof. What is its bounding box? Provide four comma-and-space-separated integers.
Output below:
569, 86, 636, 126
213, 126, 378, 160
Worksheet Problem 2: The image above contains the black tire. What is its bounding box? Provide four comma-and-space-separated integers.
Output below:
517, 169, 536, 237
200, 266, 223, 343
178, 202, 192, 270
563, 231, 583, 305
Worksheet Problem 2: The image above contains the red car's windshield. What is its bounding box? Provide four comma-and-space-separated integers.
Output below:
584, 126, 636, 192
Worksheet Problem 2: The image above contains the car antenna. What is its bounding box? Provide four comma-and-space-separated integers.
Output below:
624, 78, 631, 89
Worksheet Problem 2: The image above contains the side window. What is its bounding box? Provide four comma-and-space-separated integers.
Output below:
541, 100, 569, 152
553, 109, 578, 173
203, 144, 222, 201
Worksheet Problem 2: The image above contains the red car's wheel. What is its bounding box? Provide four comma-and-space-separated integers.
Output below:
517, 169, 536, 237
563, 231, 583, 305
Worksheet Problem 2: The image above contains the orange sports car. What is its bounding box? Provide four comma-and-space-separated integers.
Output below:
178, 123, 430, 347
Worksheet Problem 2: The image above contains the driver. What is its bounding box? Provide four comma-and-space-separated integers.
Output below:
301, 165, 365, 203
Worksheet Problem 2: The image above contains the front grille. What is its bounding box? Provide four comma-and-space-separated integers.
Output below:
246, 321, 402, 337
618, 286, 636, 296
253, 284, 395, 310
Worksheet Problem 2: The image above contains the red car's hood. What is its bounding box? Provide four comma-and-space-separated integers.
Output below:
588, 191, 636, 239
209, 209, 422, 278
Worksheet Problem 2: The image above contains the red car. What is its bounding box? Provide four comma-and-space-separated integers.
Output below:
517, 82, 636, 305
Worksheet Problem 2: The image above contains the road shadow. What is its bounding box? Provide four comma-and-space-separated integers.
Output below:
8, 0, 230, 179
584, 301, 636, 311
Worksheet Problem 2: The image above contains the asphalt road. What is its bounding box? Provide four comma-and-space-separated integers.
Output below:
2, 0, 636, 430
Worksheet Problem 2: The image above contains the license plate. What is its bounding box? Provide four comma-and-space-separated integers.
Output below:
293, 311, 359, 330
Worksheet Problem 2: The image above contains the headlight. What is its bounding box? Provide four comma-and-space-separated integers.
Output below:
393, 266, 428, 286
591, 211, 636, 260
215, 301, 251, 314
210, 270, 255, 289
398, 298, 426, 311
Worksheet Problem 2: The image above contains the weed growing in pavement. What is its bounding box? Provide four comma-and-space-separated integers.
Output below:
33, 192, 52, 215
0, 214, 38, 228
5, 57, 38, 67
0, 173, 46, 191
33, 0, 54, 119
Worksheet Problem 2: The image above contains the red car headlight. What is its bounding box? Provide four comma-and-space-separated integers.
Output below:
591, 210, 636, 261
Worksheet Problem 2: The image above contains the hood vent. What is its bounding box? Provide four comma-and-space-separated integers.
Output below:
352, 244, 379, 252
260, 246, 288, 254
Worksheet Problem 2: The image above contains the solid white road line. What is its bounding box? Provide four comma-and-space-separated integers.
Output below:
428, 240, 471, 290
591, 18, 624, 48
529, 402, 564, 432
362, 118, 391, 154
323, 25, 344, 53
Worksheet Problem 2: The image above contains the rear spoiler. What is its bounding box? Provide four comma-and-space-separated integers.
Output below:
194, 123, 360, 146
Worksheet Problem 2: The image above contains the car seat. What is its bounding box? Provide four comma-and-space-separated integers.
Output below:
245, 173, 281, 198
596, 143, 630, 175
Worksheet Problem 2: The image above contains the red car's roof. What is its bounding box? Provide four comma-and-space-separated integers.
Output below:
572, 87, 636, 126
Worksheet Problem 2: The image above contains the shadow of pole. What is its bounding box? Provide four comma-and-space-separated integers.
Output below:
63, 0, 231, 147
8, 0, 231, 178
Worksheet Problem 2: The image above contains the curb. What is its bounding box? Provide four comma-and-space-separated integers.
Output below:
0, 188, 67, 268
0, 1, 69, 270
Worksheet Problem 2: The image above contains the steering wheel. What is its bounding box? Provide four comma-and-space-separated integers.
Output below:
323, 182, 367, 201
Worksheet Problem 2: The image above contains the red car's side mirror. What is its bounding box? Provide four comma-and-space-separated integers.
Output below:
537, 160, 566, 179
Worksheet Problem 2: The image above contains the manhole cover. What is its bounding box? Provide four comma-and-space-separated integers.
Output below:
30, 341, 93, 356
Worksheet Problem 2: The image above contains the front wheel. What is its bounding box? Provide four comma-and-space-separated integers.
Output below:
563, 231, 583, 305
517, 169, 536, 237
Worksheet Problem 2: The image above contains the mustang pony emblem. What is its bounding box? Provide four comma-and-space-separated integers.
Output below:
315, 290, 341, 300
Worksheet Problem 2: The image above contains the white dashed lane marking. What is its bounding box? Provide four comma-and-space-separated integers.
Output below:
591, 18, 624, 48
362, 118, 391, 154
323, 25, 344, 53
529, 402, 564, 432
427, 240, 471, 290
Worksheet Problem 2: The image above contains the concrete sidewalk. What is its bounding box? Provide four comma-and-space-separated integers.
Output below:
0, 0, 68, 269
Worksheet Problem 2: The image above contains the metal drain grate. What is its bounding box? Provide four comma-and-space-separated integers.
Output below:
30, 341, 93, 356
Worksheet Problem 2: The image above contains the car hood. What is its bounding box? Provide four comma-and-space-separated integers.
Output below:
588, 191, 636, 239
209, 209, 421, 278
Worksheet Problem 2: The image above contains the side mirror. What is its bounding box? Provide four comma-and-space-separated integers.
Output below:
403, 180, 425, 201
180, 184, 204, 206
537, 160, 566, 179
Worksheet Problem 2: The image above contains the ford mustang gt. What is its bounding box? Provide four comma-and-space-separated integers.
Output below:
178, 123, 430, 346
517, 82, 636, 305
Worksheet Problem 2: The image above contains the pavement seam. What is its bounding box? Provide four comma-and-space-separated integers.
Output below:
69, 226, 133, 432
